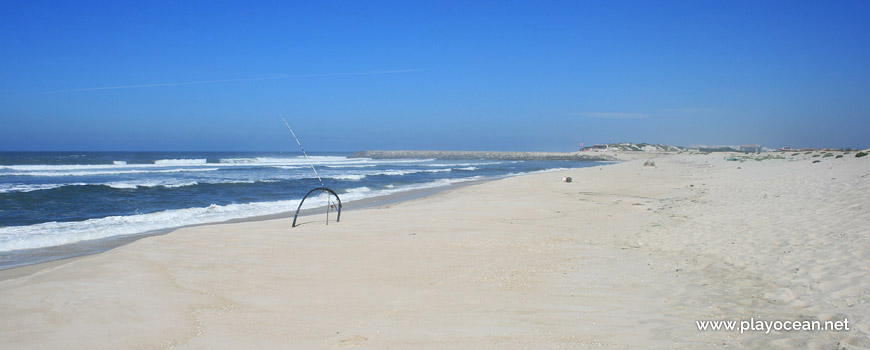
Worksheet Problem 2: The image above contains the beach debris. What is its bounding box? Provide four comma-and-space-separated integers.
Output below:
643, 160, 656, 167
561, 176, 573, 183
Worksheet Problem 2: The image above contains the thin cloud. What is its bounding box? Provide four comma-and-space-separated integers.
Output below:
55, 69, 423, 93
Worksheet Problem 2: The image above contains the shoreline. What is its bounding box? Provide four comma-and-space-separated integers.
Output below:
0, 176, 489, 274
0, 184, 468, 280
1, 152, 867, 348
1, 164, 578, 273
351, 150, 617, 161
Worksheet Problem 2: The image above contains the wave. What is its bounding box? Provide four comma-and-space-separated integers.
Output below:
219, 156, 361, 166
0, 157, 440, 174
0, 178, 285, 193
323, 164, 378, 168
1, 164, 132, 171
344, 186, 371, 193
0, 200, 302, 252
103, 180, 202, 189
0, 183, 87, 194
379, 168, 452, 176
101, 178, 287, 190
153, 158, 207, 165
329, 174, 366, 181
2, 167, 221, 177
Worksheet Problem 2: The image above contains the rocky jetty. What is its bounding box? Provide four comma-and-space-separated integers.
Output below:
350, 150, 617, 161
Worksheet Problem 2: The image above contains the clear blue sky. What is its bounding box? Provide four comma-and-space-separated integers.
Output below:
1, 0, 868, 151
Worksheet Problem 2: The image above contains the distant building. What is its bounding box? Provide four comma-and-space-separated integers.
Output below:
740, 144, 762, 153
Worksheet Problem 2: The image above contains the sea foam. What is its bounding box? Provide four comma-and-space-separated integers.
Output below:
153, 158, 208, 165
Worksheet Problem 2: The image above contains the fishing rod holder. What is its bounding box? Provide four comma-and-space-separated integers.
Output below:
292, 187, 342, 227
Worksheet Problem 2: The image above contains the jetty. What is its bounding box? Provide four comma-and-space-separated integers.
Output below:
350, 150, 617, 161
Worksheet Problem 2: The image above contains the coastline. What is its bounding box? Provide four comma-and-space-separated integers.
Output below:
1, 152, 605, 270
1, 152, 867, 348
0, 174, 494, 273
350, 150, 617, 161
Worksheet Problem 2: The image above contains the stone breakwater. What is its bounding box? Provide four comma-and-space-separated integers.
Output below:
350, 150, 617, 161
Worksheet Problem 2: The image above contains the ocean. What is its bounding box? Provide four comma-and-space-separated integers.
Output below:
0, 151, 603, 268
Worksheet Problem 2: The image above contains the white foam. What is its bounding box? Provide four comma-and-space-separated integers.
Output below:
379, 168, 452, 176
103, 179, 203, 189
345, 186, 371, 193
1, 164, 130, 171
0, 199, 301, 252
220, 156, 358, 166
323, 164, 378, 168
104, 182, 139, 189
330, 174, 366, 181
0, 183, 87, 193
0, 178, 281, 193
163, 181, 201, 188
5, 167, 220, 177
0, 157, 439, 175
154, 158, 207, 165
101, 178, 268, 189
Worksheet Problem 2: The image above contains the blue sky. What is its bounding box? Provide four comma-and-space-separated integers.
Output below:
1, 1, 868, 151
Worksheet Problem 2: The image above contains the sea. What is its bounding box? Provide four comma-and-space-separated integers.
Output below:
0, 151, 604, 269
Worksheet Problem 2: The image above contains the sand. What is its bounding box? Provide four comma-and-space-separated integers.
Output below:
1, 152, 868, 349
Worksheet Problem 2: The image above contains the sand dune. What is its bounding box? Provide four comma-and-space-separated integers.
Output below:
1, 152, 867, 349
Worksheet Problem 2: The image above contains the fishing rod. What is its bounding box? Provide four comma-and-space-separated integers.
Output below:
282, 117, 324, 187
282, 117, 342, 227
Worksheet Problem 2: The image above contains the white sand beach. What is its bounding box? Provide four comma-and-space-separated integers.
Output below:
1, 152, 868, 349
